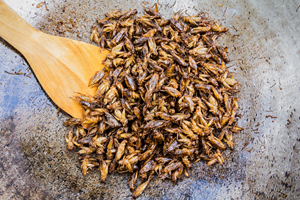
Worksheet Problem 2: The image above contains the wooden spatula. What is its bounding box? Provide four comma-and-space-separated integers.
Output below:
0, 0, 109, 119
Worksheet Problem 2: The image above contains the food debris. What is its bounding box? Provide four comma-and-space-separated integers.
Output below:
64, 7, 242, 198
244, 147, 252, 152
36, 1, 49, 11
278, 78, 282, 90
279, 191, 287, 198
231, 34, 240, 41
266, 115, 277, 119
57, 108, 61, 116
4, 69, 23, 75
36, 1, 45, 8
36, 1, 46, 8
219, 1, 225, 7
269, 83, 276, 89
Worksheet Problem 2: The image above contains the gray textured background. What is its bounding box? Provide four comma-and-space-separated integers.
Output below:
0, 0, 299, 199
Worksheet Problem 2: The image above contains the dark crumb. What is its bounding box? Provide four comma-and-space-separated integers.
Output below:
296, 5, 300, 12
266, 115, 277, 119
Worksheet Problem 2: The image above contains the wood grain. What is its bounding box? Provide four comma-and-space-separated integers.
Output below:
0, 0, 109, 118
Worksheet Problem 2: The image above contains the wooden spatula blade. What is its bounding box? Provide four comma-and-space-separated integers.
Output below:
0, 0, 110, 119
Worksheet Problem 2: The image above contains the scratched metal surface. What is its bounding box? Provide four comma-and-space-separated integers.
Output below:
0, 0, 299, 199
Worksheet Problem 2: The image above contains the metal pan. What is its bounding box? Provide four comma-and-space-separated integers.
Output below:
0, 0, 299, 199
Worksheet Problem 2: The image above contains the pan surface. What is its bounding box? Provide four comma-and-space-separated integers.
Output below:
0, 0, 299, 199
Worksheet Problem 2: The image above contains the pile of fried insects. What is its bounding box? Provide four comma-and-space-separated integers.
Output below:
64, 7, 243, 198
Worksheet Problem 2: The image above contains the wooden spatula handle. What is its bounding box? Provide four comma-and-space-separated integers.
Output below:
0, 0, 38, 53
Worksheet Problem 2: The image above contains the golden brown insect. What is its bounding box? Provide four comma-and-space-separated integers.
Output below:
89, 136, 107, 148
207, 149, 224, 166
180, 15, 200, 26
174, 148, 195, 156
203, 95, 219, 116
97, 18, 110, 26
148, 59, 163, 71
81, 156, 98, 176
148, 37, 158, 56
106, 137, 115, 160
105, 9, 122, 20
189, 45, 208, 56
128, 25, 134, 39
78, 146, 95, 155
211, 23, 228, 32
139, 144, 156, 161
163, 86, 182, 98
217, 45, 230, 62
163, 161, 182, 173
128, 171, 138, 191
171, 113, 191, 121
118, 156, 133, 172
181, 156, 191, 168
124, 73, 136, 91
110, 42, 125, 58
211, 87, 223, 101
170, 18, 183, 32
223, 93, 232, 113
223, 129, 234, 149
120, 18, 134, 27
112, 28, 128, 45
171, 164, 183, 182
124, 37, 135, 54
90, 25, 99, 44
63, 118, 82, 126
100, 160, 109, 182
143, 28, 158, 37
103, 86, 119, 105
145, 73, 159, 105
139, 160, 156, 179
180, 122, 198, 140
133, 107, 142, 120
144, 120, 168, 129
104, 111, 121, 128
156, 111, 173, 121
207, 134, 226, 150
165, 138, 180, 154
114, 108, 128, 126
132, 174, 153, 198
191, 26, 211, 33
143, 6, 162, 18
172, 53, 188, 66
103, 21, 117, 33
89, 71, 106, 87
190, 119, 204, 136
153, 129, 165, 143
115, 140, 127, 160
65, 129, 74, 151
120, 9, 138, 20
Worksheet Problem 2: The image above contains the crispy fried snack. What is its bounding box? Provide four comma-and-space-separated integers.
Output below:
64, 7, 242, 198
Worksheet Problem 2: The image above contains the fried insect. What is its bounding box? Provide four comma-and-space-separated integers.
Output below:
132, 174, 153, 198
100, 160, 109, 182
64, 7, 242, 198
115, 140, 127, 160
65, 129, 74, 151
